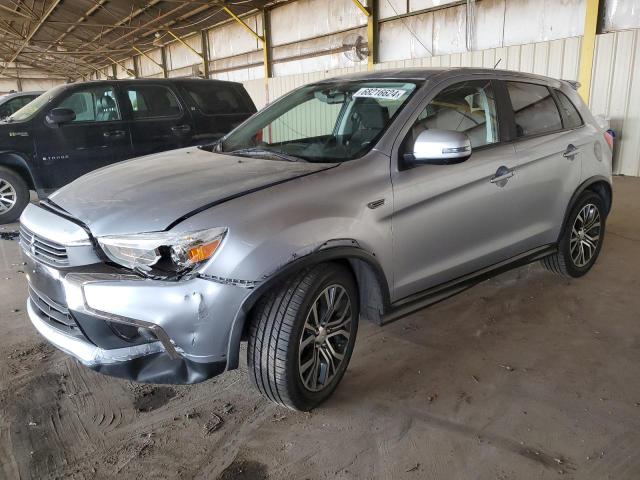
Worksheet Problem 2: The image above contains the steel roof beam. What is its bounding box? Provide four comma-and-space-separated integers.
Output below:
0, 0, 62, 76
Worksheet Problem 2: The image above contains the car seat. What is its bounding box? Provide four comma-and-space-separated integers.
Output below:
96, 95, 118, 121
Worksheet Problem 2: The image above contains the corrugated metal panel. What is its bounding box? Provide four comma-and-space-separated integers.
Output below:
167, 34, 202, 70
379, 13, 433, 62
139, 48, 163, 77
410, 0, 459, 11
209, 13, 262, 59
243, 79, 268, 109
603, 0, 640, 32
591, 28, 640, 175
168, 65, 202, 78
20, 78, 65, 91
116, 58, 135, 79
503, 0, 585, 45
273, 27, 367, 76
374, 36, 581, 78
270, 0, 365, 46
380, 0, 407, 19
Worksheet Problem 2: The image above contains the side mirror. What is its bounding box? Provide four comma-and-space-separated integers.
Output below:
405, 129, 472, 166
45, 108, 75, 126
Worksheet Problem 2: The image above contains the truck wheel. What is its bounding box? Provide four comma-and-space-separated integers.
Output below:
0, 166, 29, 224
542, 191, 606, 277
248, 263, 359, 411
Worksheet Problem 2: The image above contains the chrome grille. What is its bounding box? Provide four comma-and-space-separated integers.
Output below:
28, 285, 78, 332
20, 225, 69, 266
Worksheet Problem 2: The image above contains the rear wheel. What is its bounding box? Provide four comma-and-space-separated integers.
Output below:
247, 263, 359, 411
542, 191, 606, 277
0, 167, 29, 224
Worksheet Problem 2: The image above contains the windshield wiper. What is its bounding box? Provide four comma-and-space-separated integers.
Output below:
228, 147, 305, 162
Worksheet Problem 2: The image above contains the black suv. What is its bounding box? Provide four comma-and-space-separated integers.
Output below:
0, 91, 43, 119
0, 78, 256, 223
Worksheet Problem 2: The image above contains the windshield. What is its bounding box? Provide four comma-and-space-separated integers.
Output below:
7, 85, 66, 122
221, 80, 419, 162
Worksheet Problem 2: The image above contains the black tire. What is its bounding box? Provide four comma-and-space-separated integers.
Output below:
542, 190, 606, 277
247, 262, 359, 411
0, 166, 29, 224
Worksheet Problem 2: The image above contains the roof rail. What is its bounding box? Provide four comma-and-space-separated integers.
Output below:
563, 80, 581, 90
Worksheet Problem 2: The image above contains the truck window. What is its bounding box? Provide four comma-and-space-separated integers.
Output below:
58, 86, 120, 122
126, 85, 181, 119
182, 83, 247, 115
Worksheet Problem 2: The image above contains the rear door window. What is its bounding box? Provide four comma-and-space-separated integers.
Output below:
58, 85, 120, 122
506, 82, 562, 137
125, 85, 181, 119
182, 83, 248, 114
554, 90, 583, 129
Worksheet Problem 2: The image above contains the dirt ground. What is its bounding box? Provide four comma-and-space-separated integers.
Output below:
1, 176, 639, 480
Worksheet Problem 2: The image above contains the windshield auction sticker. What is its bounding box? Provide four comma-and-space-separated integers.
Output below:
353, 87, 406, 100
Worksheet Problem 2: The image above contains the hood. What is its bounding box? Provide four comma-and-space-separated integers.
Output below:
50, 147, 333, 236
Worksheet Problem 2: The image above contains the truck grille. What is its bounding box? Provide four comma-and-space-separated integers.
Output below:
20, 225, 69, 266
28, 285, 78, 331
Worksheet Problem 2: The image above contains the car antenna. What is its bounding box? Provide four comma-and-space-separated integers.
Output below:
494, 58, 502, 69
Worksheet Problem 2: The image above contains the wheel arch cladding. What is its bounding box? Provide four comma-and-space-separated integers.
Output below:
225, 246, 391, 370
0, 152, 35, 190
586, 180, 612, 214
560, 176, 612, 241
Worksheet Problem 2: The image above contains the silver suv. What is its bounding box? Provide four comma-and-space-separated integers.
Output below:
20, 69, 612, 411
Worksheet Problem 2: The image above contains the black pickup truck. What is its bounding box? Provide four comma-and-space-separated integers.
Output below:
0, 78, 256, 223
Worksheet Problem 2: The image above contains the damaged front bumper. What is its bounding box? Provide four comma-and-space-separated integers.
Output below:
23, 252, 252, 384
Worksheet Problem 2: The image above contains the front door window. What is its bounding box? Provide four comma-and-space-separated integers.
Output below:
58, 85, 120, 123
409, 80, 499, 149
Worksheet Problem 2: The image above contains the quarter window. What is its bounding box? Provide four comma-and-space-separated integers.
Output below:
182, 83, 247, 114
506, 82, 562, 137
554, 90, 583, 129
409, 80, 499, 148
58, 86, 120, 122
126, 85, 181, 119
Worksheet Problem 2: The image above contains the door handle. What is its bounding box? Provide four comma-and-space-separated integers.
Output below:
103, 130, 126, 139
563, 144, 581, 159
490, 166, 514, 185
171, 124, 191, 134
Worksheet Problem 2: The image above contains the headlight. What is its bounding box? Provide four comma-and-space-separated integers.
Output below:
98, 227, 227, 275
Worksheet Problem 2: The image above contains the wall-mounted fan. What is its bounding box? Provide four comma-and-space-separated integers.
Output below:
342, 34, 368, 63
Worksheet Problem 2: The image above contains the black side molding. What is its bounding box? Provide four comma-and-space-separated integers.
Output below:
382, 244, 557, 325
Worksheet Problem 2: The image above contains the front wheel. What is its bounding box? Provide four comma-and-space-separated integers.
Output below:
0, 166, 29, 224
542, 190, 606, 277
247, 263, 359, 411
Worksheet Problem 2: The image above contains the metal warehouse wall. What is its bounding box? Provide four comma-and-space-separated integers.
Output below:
0, 63, 67, 94
592, 29, 640, 176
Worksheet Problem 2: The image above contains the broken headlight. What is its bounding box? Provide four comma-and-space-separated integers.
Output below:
97, 227, 227, 276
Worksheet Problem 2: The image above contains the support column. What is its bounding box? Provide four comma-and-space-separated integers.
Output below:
132, 56, 140, 78
352, 0, 378, 70
16, 63, 22, 91
367, 0, 379, 70
201, 30, 210, 78
160, 46, 169, 78
578, 0, 601, 103
262, 8, 273, 79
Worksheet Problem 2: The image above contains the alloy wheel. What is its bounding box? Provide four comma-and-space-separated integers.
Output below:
570, 203, 601, 267
298, 284, 353, 392
0, 179, 17, 214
